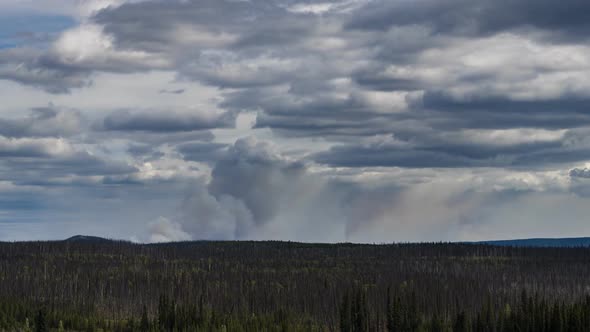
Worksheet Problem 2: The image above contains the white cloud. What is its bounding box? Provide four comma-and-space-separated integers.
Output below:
52, 24, 170, 70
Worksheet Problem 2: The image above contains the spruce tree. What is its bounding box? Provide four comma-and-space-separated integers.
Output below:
34, 308, 47, 332
340, 291, 352, 332
140, 306, 150, 331
453, 311, 469, 332
550, 303, 562, 332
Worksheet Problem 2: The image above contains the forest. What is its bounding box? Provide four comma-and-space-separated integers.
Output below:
0, 239, 589, 331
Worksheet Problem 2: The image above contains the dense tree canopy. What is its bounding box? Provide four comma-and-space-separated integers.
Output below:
0, 240, 589, 331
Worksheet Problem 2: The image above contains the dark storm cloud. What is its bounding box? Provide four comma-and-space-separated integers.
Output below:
353, 74, 424, 92
176, 142, 228, 163
91, 130, 215, 146
231, 18, 314, 49
420, 92, 590, 115
13, 0, 590, 173
0, 131, 137, 186
93, 0, 308, 49
221, 87, 406, 138
0, 141, 140, 195
255, 113, 400, 138
0, 48, 91, 93
0, 107, 82, 138
416, 109, 590, 131
250, 88, 590, 140
92, 0, 347, 89
101, 110, 235, 132
126, 143, 165, 161
570, 168, 590, 179
2, 150, 137, 179
346, 0, 590, 39
0, 139, 57, 158
313, 130, 590, 169
315, 145, 476, 168
413, 93, 590, 130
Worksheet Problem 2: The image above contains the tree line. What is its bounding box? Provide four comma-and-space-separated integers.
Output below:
0, 240, 589, 331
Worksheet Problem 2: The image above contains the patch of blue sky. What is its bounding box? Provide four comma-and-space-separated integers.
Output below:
0, 14, 76, 48
0, 192, 47, 213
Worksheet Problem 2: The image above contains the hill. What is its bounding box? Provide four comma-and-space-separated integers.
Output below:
63, 234, 112, 243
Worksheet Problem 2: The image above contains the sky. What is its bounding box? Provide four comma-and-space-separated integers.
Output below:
1, 0, 590, 243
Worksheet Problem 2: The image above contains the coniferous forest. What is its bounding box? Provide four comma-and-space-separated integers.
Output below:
1, 240, 590, 331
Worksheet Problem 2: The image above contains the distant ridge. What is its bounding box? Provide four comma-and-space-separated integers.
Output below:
58, 235, 590, 247
64, 235, 112, 243
477, 237, 590, 248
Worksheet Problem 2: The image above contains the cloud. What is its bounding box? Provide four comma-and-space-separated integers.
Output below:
176, 142, 227, 163
0, 135, 138, 188
159, 88, 184, 94
311, 127, 590, 169
346, 0, 590, 40
570, 167, 590, 179
0, 107, 82, 138
101, 109, 235, 132
51, 23, 169, 71
3, 0, 590, 242
0, 136, 74, 157
0, 48, 91, 93
0, 0, 138, 18
0, 22, 169, 93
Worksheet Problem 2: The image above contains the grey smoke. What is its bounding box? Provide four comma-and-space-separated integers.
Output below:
148, 217, 191, 243
177, 137, 332, 240
160, 138, 481, 242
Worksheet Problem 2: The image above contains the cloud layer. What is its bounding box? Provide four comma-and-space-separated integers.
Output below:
1, 0, 590, 242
